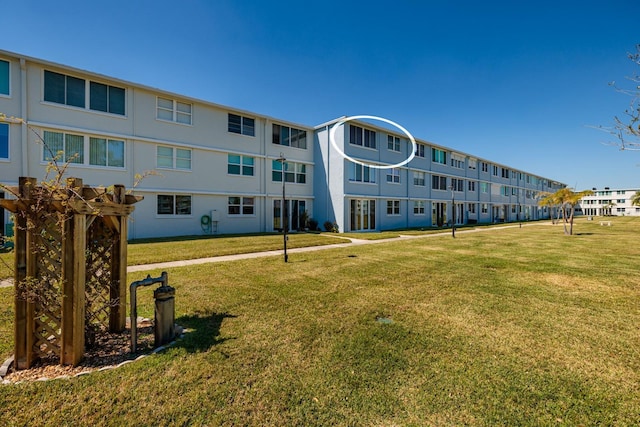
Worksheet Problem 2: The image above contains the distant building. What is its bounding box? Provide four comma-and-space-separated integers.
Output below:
578, 187, 640, 217
0, 49, 565, 239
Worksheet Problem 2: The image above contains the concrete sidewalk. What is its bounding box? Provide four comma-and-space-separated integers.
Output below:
125, 224, 517, 273
1, 222, 542, 284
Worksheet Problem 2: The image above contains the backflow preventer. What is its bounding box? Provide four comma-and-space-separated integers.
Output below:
130, 272, 176, 353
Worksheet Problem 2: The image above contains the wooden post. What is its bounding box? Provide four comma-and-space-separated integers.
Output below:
61, 178, 86, 365
8, 177, 141, 370
14, 177, 36, 369
110, 184, 127, 332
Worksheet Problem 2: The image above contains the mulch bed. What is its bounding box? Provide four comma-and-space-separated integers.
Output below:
2, 322, 157, 384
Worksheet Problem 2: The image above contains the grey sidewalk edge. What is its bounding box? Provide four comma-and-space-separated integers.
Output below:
0, 222, 547, 282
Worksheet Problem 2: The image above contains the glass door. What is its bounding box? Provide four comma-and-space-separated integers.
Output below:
350, 199, 376, 231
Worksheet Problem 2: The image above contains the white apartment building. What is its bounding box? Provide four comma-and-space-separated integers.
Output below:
0, 50, 565, 240
0, 50, 314, 240
578, 188, 640, 217
315, 119, 564, 232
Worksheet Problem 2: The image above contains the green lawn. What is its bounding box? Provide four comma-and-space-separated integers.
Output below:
0, 233, 347, 279
127, 232, 347, 266
0, 217, 639, 425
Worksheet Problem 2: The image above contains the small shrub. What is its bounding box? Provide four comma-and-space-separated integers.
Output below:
308, 218, 319, 231
323, 221, 339, 233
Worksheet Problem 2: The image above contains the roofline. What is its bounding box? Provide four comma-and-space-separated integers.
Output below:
0, 49, 566, 186
0, 49, 314, 131
315, 117, 566, 185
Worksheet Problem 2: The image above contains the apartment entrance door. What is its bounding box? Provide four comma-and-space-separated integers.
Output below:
432, 202, 446, 227
350, 199, 375, 231
273, 199, 306, 231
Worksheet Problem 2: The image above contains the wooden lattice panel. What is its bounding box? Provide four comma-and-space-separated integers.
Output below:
85, 219, 116, 335
30, 213, 63, 358
3, 177, 142, 368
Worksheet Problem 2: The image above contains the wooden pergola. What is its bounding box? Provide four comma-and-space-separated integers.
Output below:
0, 177, 142, 368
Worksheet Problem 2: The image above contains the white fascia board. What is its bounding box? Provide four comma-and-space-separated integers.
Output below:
0, 49, 314, 132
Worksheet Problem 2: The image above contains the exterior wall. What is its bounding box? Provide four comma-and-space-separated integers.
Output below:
1, 49, 566, 239
313, 120, 564, 232
578, 188, 640, 217
0, 50, 314, 239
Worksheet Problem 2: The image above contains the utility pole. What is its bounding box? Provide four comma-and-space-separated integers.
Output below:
450, 184, 456, 238
278, 153, 288, 262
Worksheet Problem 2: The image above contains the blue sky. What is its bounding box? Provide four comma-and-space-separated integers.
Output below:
3, 0, 639, 189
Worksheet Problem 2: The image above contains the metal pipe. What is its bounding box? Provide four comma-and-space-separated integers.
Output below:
130, 272, 167, 353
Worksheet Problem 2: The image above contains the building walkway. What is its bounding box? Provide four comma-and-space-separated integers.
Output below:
128, 222, 534, 272
1, 222, 543, 287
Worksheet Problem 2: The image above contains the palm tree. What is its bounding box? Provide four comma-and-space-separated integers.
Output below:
602, 201, 616, 216
539, 188, 594, 235
538, 191, 562, 224
631, 191, 640, 207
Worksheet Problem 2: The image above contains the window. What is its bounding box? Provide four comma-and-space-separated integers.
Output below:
432, 175, 447, 190
468, 203, 476, 214
228, 197, 254, 215
89, 137, 124, 167
387, 135, 400, 151
386, 200, 400, 215
432, 148, 446, 164
468, 181, 476, 192
501, 186, 510, 196
157, 194, 191, 215
617, 207, 626, 213
350, 163, 376, 183
157, 146, 191, 170
42, 130, 125, 168
617, 190, 626, 195
0, 59, 9, 96
386, 168, 400, 183
415, 143, 425, 157
481, 162, 489, 173
44, 70, 126, 115
90, 82, 125, 115
480, 182, 489, 193
451, 155, 464, 169
349, 125, 376, 149
228, 113, 255, 136
481, 203, 488, 214
228, 154, 255, 176
272, 124, 307, 149
413, 200, 425, 215
413, 171, 425, 186
501, 168, 509, 179
157, 97, 191, 124
468, 158, 477, 169
272, 160, 306, 184
617, 199, 625, 204
492, 165, 499, 176
44, 70, 85, 108
0, 123, 8, 159
43, 130, 84, 163
512, 187, 518, 196
451, 178, 463, 192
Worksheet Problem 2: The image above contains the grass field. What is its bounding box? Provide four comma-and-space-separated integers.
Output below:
0, 217, 638, 425
0, 232, 347, 279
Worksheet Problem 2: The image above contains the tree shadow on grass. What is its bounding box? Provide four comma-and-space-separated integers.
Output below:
175, 311, 237, 353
